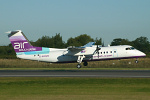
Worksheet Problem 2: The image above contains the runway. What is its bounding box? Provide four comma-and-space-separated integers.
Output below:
0, 70, 150, 78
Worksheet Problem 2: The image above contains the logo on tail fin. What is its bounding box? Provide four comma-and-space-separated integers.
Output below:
13, 41, 37, 52
8, 30, 42, 53
14, 42, 28, 49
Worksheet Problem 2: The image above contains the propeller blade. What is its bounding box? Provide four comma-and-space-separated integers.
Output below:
93, 45, 101, 57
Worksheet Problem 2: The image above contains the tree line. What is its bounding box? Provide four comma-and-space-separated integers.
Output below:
0, 33, 150, 58
31, 33, 102, 48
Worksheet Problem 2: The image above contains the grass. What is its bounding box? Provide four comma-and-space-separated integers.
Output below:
0, 78, 150, 100
0, 58, 150, 100
0, 58, 150, 70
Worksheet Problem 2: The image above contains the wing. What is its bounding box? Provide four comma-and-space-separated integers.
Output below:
65, 42, 95, 56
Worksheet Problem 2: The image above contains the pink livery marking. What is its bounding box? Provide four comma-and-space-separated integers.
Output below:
9, 36, 26, 41
93, 55, 113, 58
81, 50, 86, 53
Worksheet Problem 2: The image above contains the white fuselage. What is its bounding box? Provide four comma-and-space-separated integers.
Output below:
17, 45, 146, 63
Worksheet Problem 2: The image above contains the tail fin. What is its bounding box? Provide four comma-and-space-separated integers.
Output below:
8, 30, 42, 54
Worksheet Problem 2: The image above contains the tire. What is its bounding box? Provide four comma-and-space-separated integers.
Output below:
135, 60, 138, 63
77, 64, 81, 68
83, 61, 88, 66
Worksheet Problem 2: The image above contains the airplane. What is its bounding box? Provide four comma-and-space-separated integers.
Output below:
7, 30, 146, 68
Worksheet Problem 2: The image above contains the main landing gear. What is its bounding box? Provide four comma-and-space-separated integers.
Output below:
77, 64, 82, 69
77, 55, 84, 68
76, 55, 86, 69
83, 61, 88, 66
77, 61, 88, 68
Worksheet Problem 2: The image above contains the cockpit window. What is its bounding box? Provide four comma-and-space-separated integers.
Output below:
125, 47, 135, 50
130, 47, 135, 50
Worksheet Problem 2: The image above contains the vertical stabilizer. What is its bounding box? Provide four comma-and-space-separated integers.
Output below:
8, 30, 42, 54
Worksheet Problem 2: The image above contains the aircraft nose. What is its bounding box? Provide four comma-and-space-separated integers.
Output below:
142, 52, 146, 57
139, 51, 146, 57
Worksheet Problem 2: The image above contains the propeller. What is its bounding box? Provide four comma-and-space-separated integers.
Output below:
94, 45, 101, 58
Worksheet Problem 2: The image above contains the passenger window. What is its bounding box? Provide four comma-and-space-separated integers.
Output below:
106, 51, 108, 53
110, 51, 112, 53
114, 51, 116, 53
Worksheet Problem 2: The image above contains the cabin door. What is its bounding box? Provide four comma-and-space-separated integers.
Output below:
113, 49, 118, 57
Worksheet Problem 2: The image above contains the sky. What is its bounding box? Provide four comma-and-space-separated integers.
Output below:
0, 0, 150, 46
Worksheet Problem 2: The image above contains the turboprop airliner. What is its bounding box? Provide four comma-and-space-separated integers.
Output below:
7, 30, 146, 68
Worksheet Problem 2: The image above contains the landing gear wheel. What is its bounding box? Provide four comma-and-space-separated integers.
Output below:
135, 60, 138, 63
77, 64, 81, 69
83, 61, 88, 66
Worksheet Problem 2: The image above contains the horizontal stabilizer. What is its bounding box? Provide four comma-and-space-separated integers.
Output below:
83, 42, 95, 47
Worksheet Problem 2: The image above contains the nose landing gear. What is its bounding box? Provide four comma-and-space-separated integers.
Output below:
135, 58, 138, 63
135, 60, 138, 63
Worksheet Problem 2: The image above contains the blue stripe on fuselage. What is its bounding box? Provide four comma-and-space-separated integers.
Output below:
16, 47, 50, 55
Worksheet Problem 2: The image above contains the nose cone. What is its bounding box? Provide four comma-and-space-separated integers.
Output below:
138, 51, 146, 57
142, 52, 146, 57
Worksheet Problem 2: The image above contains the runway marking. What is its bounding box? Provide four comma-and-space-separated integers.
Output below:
1, 75, 150, 78
0, 70, 150, 78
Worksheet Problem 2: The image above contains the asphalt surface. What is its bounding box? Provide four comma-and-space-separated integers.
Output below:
0, 70, 150, 78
